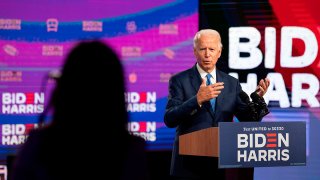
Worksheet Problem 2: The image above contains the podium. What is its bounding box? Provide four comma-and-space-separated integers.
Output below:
179, 122, 306, 169
178, 122, 306, 180
179, 127, 219, 157
178, 127, 253, 180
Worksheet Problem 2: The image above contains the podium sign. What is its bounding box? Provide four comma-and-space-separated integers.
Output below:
219, 122, 306, 168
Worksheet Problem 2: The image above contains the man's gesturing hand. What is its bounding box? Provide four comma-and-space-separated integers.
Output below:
197, 78, 224, 106
256, 78, 270, 97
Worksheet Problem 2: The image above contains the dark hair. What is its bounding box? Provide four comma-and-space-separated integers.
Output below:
49, 40, 127, 134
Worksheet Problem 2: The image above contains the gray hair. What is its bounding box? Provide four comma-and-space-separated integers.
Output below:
193, 29, 223, 49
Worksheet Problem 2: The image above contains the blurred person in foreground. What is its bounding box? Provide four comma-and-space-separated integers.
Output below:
164, 29, 270, 180
11, 41, 148, 180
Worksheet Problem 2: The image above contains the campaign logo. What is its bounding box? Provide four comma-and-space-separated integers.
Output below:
159, 24, 178, 35
1, 92, 44, 114
1, 124, 38, 145
128, 72, 137, 83
219, 122, 306, 168
82, 21, 103, 32
0, 71, 22, 82
237, 132, 289, 162
0, 19, 21, 30
125, 92, 156, 112
3, 44, 18, 56
163, 48, 175, 59
128, 121, 156, 141
46, 18, 58, 32
42, 45, 63, 56
121, 46, 142, 57
229, 27, 320, 108
126, 21, 137, 33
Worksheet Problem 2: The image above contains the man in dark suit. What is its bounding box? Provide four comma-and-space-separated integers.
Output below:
164, 29, 270, 179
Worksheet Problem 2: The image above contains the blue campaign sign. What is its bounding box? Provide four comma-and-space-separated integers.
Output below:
219, 122, 306, 168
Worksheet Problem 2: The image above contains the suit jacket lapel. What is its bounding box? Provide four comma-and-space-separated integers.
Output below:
189, 64, 202, 93
215, 69, 226, 113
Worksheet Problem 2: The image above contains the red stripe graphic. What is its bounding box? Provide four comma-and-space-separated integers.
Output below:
25, 92, 34, 104
266, 133, 276, 137
266, 144, 277, 148
268, 138, 277, 142
139, 92, 146, 103
139, 122, 146, 132
266, 133, 277, 148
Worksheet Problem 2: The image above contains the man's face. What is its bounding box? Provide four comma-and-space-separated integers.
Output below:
194, 34, 221, 73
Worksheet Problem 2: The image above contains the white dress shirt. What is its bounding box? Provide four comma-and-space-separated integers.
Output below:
196, 63, 216, 85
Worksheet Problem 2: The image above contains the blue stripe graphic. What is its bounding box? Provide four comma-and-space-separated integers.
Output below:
0, 0, 197, 42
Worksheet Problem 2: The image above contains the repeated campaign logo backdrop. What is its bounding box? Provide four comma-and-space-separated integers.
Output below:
0, 0, 198, 160
2, 0, 320, 178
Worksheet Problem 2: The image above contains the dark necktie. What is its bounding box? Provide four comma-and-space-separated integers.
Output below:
206, 74, 216, 111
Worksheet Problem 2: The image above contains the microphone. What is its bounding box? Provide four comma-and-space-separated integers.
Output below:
239, 90, 259, 121
250, 92, 270, 119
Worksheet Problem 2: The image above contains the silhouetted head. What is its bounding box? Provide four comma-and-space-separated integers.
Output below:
50, 40, 127, 133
